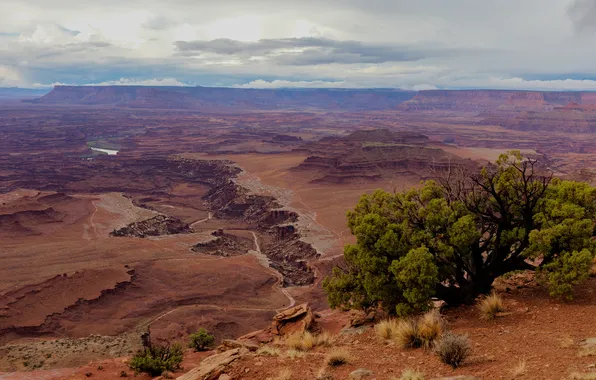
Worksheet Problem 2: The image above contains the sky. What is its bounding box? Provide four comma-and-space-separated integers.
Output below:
2, 0, 596, 90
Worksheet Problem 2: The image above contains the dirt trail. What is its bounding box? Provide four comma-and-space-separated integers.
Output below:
190, 212, 212, 228
248, 231, 296, 311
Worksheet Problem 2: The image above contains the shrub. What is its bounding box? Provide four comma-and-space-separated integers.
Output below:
314, 331, 334, 347
417, 311, 443, 349
285, 349, 305, 359
477, 292, 504, 321
394, 369, 425, 380
128, 343, 183, 376
434, 333, 471, 368
375, 319, 400, 340
188, 328, 215, 351
325, 348, 350, 366
393, 319, 421, 349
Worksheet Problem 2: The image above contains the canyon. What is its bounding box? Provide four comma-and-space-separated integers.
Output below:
2, 86, 596, 378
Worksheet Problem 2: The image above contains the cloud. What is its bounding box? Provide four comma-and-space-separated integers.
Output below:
174, 37, 480, 65
568, 0, 596, 33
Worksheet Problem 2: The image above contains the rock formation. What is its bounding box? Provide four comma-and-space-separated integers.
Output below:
110, 215, 193, 238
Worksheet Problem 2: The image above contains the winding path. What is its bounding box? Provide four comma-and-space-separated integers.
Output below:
190, 212, 212, 228
249, 231, 296, 311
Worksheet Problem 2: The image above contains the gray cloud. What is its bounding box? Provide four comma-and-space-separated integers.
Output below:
174, 37, 482, 65
568, 0, 596, 33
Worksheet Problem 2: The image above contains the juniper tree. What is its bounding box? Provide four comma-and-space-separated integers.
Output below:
323, 151, 596, 315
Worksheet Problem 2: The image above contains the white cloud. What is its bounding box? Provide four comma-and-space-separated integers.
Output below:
32, 77, 193, 88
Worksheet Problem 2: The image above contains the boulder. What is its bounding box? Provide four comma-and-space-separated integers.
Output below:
349, 310, 376, 327
176, 348, 247, 380
272, 303, 314, 336
238, 329, 273, 344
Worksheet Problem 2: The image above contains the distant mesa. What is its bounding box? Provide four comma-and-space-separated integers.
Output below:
29, 85, 417, 111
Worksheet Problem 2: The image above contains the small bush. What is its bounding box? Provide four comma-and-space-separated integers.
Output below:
394, 369, 425, 380
417, 311, 443, 349
128, 343, 183, 376
375, 319, 400, 340
188, 328, 215, 351
325, 348, 350, 366
477, 292, 504, 321
434, 333, 471, 368
569, 373, 596, 380
393, 319, 421, 349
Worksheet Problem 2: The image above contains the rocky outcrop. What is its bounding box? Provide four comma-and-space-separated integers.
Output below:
176, 348, 247, 380
110, 215, 192, 238
271, 303, 315, 336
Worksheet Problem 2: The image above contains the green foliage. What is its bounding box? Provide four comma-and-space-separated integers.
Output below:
538, 249, 593, 300
128, 343, 183, 377
189, 328, 215, 351
390, 246, 439, 316
323, 151, 596, 314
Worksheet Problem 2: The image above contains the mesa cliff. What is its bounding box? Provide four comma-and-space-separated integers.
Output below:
30, 86, 417, 111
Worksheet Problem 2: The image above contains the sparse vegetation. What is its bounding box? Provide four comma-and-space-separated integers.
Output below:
324, 152, 596, 313
188, 328, 215, 351
128, 343, 183, 377
578, 346, 596, 357
560, 336, 575, 349
511, 359, 527, 377
477, 292, 504, 321
434, 332, 471, 368
325, 347, 351, 366
393, 319, 421, 349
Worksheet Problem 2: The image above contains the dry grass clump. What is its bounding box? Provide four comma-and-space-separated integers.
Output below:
273, 368, 292, 380
477, 292, 504, 321
417, 310, 444, 349
325, 347, 351, 366
559, 336, 575, 349
285, 349, 305, 359
315, 367, 333, 380
511, 359, 527, 377
394, 319, 421, 349
285, 331, 333, 351
434, 332, 471, 368
314, 331, 334, 347
256, 346, 281, 357
569, 373, 596, 380
375, 319, 401, 340
393, 369, 425, 380
578, 346, 596, 357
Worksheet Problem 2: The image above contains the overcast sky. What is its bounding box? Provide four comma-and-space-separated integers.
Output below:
2, 0, 596, 90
